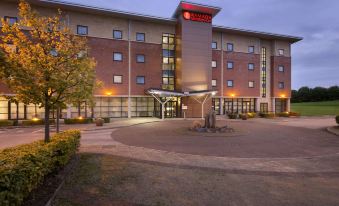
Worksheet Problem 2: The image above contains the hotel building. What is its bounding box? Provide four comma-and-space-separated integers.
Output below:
0, 0, 302, 120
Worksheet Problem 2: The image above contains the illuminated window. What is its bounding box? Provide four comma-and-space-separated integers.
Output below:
278, 65, 284, 72
248, 46, 255, 53
227, 80, 233, 87
261, 47, 267, 97
162, 33, 175, 90
136, 76, 145, 84
248, 63, 254, 70
227, 61, 234, 69
113, 75, 122, 84
136, 54, 145, 63
77, 25, 88, 35
227, 43, 234, 51
113, 52, 122, 61
212, 79, 217, 87
211, 42, 217, 49
4, 16, 17, 26
278, 49, 284, 56
113, 30, 122, 39
278, 82, 285, 89
212, 61, 217, 68
136, 33, 145, 42
248, 81, 254, 88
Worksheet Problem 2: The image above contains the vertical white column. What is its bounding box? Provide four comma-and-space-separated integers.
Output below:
272, 98, 276, 113
287, 98, 291, 112
66, 105, 71, 119
128, 20, 132, 118
255, 98, 260, 112
219, 98, 223, 115
220, 32, 224, 115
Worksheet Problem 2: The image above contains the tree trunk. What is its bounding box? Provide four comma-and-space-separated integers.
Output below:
56, 106, 60, 133
44, 98, 50, 142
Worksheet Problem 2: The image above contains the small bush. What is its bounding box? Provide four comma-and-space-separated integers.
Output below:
259, 112, 275, 118
21, 119, 55, 126
103, 117, 110, 123
239, 113, 248, 120
228, 113, 238, 119
276, 112, 290, 117
247, 112, 256, 118
289, 112, 301, 117
0, 130, 81, 206
0, 120, 14, 127
336, 115, 339, 125
64, 118, 93, 124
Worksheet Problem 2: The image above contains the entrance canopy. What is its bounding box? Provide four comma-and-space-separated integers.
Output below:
147, 88, 217, 97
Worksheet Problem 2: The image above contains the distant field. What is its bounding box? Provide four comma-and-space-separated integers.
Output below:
291, 100, 339, 116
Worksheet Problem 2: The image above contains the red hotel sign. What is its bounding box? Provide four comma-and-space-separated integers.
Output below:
182, 11, 212, 23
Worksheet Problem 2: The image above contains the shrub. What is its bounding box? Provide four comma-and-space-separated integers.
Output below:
21, 119, 55, 126
336, 115, 339, 125
0, 120, 14, 127
259, 112, 275, 118
103, 117, 110, 123
239, 113, 248, 120
0, 130, 81, 206
64, 118, 93, 124
276, 112, 290, 117
289, 112, 301, 117
228, 113, 238, 119
247, 112, 256, 118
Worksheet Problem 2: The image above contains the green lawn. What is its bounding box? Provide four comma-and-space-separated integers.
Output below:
291, 100, 339, 116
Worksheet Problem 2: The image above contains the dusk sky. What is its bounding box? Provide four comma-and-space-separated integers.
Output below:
60, 0, 339, 89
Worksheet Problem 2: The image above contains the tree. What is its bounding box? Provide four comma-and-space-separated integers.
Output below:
0, 0, 98, 142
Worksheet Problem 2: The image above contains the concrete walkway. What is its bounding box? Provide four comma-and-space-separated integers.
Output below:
80, 119, 339, 174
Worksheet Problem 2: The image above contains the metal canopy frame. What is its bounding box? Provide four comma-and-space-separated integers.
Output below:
147, 89, 217, 120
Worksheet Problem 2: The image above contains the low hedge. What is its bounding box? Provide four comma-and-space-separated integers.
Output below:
21, 119, 55, 126
0, 130, 81, 206
276, 112, 301, 118
64, 118, 93, 124
336, 115, 339, 125
103, 117, 110, 123
0, 120, 14, 127
259, 112, 275, 118
227, 113, 238, 119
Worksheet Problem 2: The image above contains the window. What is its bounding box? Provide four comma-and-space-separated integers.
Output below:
136, 54, 145, 63
227, 43, 234, 51
278, 65, 284, 72
212, 79, 217, 87
248, 46, 255, 53
136, 33, 145, 42
113, 52, 122, 61
278, 49, 284, 56
4, 16, 17, 26
278, 82, 285, 89
113, 75, 122, 84
212, 61, 217, 68
50, 49, 58, 57
248, 63, 254, 70
248, 81, 254, 88
211, 42, 217, 49
113, 30, 122, 39
227, 80, 233, 87
136, 76, 145, 84
227, 61, 234, 69
77, 25, 88, 35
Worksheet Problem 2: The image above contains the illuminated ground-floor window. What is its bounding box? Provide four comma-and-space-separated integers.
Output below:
275, 98, 287, 113
212, 98, 220, 115
224, 98, 256, 114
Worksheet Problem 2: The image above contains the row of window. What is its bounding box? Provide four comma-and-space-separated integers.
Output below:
113, 52, 145, 63
77, 25, 146, 42
212, 60, 285, 72
113, 75, 145, 84
211, 42, 285, 56
211, 80, 285, 89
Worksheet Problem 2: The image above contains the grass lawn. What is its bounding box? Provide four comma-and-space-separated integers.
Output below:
52, 153, 339, 206
291, 100, 339, 116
